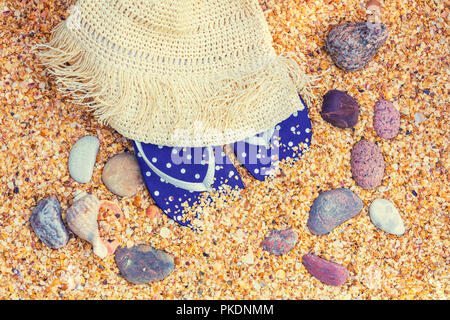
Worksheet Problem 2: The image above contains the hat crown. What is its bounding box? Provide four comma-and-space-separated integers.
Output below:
115, 0, 259, 33
36, 0, 313, 147
116, 0, 194, 32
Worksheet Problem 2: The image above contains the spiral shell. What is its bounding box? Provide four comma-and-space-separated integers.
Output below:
66, 190, 107, 258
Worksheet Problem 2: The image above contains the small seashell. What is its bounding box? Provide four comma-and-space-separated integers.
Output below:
66, 191, 124, 259
320, 90, 359, 129
366, 0, 381, 14
302, 253, 349, 286
146, 204, 161, 219
73, 189, 88, 202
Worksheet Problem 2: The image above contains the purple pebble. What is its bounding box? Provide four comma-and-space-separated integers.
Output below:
351, 139, 385, 189
302, 253, 349, 286
307, 188, 363, 235
321, 90, 360, 128
373, 100, 400, 139
326, 22, 389, 71
261, 228, 298, 256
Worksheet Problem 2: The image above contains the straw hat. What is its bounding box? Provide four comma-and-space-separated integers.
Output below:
35, 0, 314, 147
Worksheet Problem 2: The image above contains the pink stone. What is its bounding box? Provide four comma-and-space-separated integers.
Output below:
101, 153, 144, 197
261, 228, 298, 256
351, 139, 385, 189
373, 100, 400, 139
302, 253, 349, 286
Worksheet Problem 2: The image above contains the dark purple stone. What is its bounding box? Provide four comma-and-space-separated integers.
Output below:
30, 196, 69, 249
351, 139, 385, 189
373, 100, 400, 139
115, 244, 175, 284
307, 188, 363, 235
302, 253, 349, 286
326, 22, 389, 71
321, 90, 359, 128
261, 228, 298, 256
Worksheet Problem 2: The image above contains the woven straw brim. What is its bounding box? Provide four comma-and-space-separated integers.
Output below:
33, 0, 315, 147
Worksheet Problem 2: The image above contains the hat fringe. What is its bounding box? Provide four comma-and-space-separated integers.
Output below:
33, 21, 317, 146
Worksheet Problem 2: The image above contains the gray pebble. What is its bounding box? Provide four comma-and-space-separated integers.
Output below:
30, 196, 69, 249
307, 188, 363, 235
115, 244, 175, 284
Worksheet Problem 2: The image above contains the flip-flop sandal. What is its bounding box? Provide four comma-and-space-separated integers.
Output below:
132, 141, 245, 228
231, 94, 312, 181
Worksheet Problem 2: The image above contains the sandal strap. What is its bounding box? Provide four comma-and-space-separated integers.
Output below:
244, 127, 275, 148
135, 142, 215, 192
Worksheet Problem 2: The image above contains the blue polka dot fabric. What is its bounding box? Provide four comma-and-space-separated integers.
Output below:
132, 142, 245, 228
132, 94, 312, 227
231, 94, 312, 181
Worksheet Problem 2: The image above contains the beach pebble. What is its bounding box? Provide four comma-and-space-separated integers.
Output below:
242, 251, 255, 265
101, 153, 144, 197
302, 253, 349, 286
373, 100, 400, 139
351, 139, 385, 189
307, 188, 363, 235
115, 244, 175, 284
68, 136, 100, 183
159, 227, 171, 238
321, 90, 359, 128
30, 196, 69, 249
326, 22, 389, 71
414, 112, 425, 125
369, 198, 405, 236
261, 228, 298, 255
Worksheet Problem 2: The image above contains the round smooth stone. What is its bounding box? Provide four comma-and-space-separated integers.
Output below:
351, 139, 385, 189
101, 153, 144, 197
373, 100, 400, 139
30, 196, 69, 249
68, 135, 100, 183
261, 228, 298, 256
115, 244, 175, 284
307, 188, 363, 235
369, 198, 405, 236
326, 22, 389, 71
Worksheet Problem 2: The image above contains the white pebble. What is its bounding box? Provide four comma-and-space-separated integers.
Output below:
369, 199, 405, 236
242, 251, 254, 265
160, 227, 171, 238
414, 112, 425, 126
68, 136, 99, 183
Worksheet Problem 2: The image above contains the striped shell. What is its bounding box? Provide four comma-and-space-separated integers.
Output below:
66, 190, 107, 258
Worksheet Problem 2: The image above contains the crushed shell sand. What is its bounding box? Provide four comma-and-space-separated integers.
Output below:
0, 0, 448, 299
